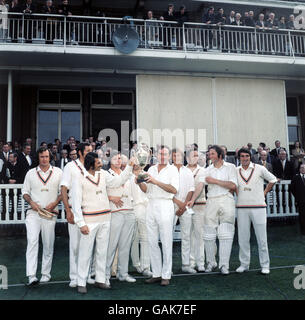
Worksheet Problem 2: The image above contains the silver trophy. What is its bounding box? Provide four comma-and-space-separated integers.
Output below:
135, 144, 150, 183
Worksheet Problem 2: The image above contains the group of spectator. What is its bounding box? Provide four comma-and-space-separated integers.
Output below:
1, 136, 304, 185
1, 1, 300, 30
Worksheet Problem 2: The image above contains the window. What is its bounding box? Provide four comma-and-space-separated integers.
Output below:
91, 90, 133, 106
286, 96, 301, 145
39, 90, 81, 104
38, 110, 59, 144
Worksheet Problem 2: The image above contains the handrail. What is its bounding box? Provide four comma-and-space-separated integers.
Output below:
1, 12, 305, 34
0, 180, 299, 226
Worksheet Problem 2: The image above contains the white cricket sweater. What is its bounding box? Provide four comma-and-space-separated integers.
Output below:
107, 168, 133, 213
236, 162, 277, 208
22, 165, 62, 212
188, 165, 207, 204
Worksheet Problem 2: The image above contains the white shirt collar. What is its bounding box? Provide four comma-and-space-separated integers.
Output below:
240, 162, 254, 171
37, 165, 52, 173
211, 160, 230, 169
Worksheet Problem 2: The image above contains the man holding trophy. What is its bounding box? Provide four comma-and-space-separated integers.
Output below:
22, 147, 63, 285
138, 145, 179, 286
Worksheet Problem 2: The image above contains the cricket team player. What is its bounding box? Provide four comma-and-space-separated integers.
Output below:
188, 145, 237, 275
105, 151, 137, 284
60, 143, 92, 288
172, 148, 196, 274
22, 147, 63, 285
72, 152, 137, 293
130, 165, 152, 277
235, 148, 277, 275
186, 149, 206, 272
139, 145, 179, 286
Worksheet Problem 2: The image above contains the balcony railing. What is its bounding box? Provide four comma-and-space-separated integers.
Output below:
1, 13, 305, 57
0, 180, 299, 226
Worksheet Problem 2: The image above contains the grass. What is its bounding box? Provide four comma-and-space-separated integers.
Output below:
1, 221, 305, 300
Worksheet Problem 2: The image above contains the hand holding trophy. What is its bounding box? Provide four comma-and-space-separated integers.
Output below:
135, 143, 151, 183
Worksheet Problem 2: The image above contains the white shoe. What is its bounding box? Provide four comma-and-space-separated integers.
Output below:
118, 274, 136, 283
69, 280, 77, 288
87, 277, 95, 284
142, 269, 153, 277
28, 276, 39, 286
40, 275, 51, 283
182, 266, 197, 274
205, 262, 217, 273
220, 266, 229, 275
135, 266, 143, 274
236, 266, 249, 273
261, 268, 270, 275
197, 265, 205, 272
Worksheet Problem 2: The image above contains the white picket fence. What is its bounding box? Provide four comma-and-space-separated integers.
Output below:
0, 181, 298, 226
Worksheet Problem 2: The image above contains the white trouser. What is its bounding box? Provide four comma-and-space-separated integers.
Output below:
175, 204, 193, 267
189, 205, 205, 268
68, 223, 81, 282
237, 208, 270, 269
203, 194, 235, 269
146, 199, 174, 280
106, 210, 135, 280
25, 210, 56, 278
77, 221, 110, 286
131, 203, 150, 271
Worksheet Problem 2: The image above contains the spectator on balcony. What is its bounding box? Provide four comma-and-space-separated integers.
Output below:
273, 149, 295, 180
290, 164, 305, 235
214, 7, 226, 26
22, 0, 35, 14
160, 4, 176, 49
231, 13, 243, 26
202, 7, 216, 50
245, 10, 255, 27
175, 5, 188, 27
270, 140, 286, 161
278, 16, 286, 29
287, 14, 295, 30
221, 145, 235, 164
266, 12, 278, 29
41, 0, 57, 43
291, 141, 305, 171
256, 13, 266, 29
202, 6, 215, 24
258, 150, 273, 173
50, 144, 60, 166
69, 149, 77, 162
56, 149, 69, 169
54, 138, 62, 152
145, 10, 159, 45
226, 10, 235, 25
0, 142, 10, 164
40, 141, 47, 149
4, 152, 24, 184
242, 11, 249, 24
252, 146, 263, 163
247, 142, 256, 156
18, 143, 34, 182
58, 0, 72, 16
263, 146, 273, 164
